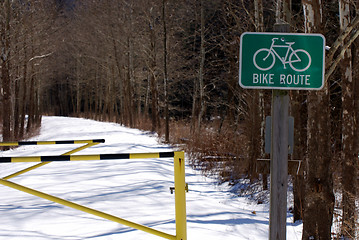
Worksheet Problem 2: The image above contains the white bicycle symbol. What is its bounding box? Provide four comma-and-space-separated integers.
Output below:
253, 38, 311, 72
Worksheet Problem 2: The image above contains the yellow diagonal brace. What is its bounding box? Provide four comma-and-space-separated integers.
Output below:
3, 162, 47, 180
3, 142, 100, 180
0, 179, 177, 240
64, 142, 100, 155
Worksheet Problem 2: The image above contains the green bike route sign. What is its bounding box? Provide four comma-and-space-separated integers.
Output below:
239, 32, 325, 90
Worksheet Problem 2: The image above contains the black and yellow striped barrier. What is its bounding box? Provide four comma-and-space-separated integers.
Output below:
0, 139, 105, 146
1, 139, 105, 180
0, 145, 187, 240
0, 152, 175, 163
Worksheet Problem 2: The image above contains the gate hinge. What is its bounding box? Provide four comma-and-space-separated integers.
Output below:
169, 183, 189, 194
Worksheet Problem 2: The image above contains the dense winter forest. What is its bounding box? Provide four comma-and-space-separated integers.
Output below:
0, 0, 358, 239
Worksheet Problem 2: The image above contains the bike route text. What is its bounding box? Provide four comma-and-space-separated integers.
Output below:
252, 73, 311, 86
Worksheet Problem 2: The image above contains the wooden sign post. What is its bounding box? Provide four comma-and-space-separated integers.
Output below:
239, 22, 325, 240
269, 23, 290, 240
269, 89, 289, 240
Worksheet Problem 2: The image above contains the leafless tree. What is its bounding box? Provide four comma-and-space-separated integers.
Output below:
302, 1, 334, 239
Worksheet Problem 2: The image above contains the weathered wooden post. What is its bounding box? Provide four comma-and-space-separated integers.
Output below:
239, 21, 325, 240
269, 23, 290, 240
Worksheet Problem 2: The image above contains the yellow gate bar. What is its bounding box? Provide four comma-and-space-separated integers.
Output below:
3, 142, 101, 180
0, 178, 177, 240
0, 139, 105, 146
0, 152, 176, 163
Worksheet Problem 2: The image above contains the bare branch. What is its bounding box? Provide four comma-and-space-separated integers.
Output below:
241, 0, 256, 29
325, 27, 359, 82
326, 14, 359, 64
28, 52, 53, 62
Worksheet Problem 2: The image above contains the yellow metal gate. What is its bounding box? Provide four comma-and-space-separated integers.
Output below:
0, 140, 187, 240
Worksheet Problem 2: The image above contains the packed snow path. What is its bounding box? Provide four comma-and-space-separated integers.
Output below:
0, 116, 302, 239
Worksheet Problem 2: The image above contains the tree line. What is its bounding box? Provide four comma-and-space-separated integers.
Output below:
1, 0, 358, 239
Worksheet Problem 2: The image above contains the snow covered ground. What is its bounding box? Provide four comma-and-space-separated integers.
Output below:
0, 116, 302, 239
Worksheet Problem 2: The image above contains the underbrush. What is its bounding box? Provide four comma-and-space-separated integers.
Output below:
167, 120, 247, 179
161, 119, 272, 203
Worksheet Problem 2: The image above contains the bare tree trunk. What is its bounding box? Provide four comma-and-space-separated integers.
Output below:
1, 0, 12, 142
254, 0, 264, 32
26, 73, 35, 132
26, 20, 36, 132
19, 39, 28, 139
34, 70, 41, 127
76, 58, 81, 115
197, 0, 205, 133
112, 36, 124, 124
191, 76, 198, 133
13, 24, 21, 139
125, 37, 134, 127
291, 91, 306, 222
339, 1, 357, 238
254, 0, 267, 187
163, 0, 169, 142
191, 1, 200, 134
148, 12, 160, 132
127, 8, 137, 126
302, 1, 334, 239
247, 91, 260, 181
107, 64, 116, 121
290, 0, 306, 216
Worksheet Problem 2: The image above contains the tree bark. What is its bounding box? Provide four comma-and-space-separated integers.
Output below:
302, 1, 334, 239
1, 0, 12, 142
163, 0, 169, 142
148, 11, 160, 133
254, 0, 269, 189
339, 1, 357, 238
125, 37, 134, 127
247, 91, 260, 181
19, 38, 28, 139
291, 91, 306, 222
197, 0, 205, 133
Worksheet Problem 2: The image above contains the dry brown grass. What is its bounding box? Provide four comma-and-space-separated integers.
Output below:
165, 120, 249, 182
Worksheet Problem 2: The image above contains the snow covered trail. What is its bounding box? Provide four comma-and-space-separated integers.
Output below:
0, 116, 302, 239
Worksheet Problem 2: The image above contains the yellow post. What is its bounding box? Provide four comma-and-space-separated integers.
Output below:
174, 151, 187, 240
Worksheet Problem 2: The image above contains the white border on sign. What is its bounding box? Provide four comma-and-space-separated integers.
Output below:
239, 32, 326, 91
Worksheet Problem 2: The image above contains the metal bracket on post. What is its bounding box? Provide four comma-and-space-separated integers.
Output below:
170, 183, 189, 194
